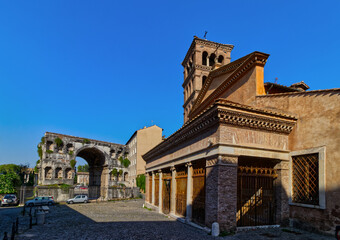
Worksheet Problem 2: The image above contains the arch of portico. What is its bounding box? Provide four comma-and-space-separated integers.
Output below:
37, 132, 129, 199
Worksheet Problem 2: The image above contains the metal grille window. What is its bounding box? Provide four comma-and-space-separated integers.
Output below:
292, 153, 319, 205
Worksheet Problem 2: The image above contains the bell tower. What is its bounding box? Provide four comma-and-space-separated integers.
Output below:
181, 36, 234, 123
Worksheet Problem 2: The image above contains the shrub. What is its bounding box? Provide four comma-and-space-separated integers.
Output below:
70, 159, 77, 169
37, 145, 42, 159
118, 169, 123, 176
112, 168, 118, 176
46, 150, 54, 154
136, 174, 145, 192
82, 138, 90, 144
68, 151, 74, 156
54, 137, 63, 148
119, 156, 131, 168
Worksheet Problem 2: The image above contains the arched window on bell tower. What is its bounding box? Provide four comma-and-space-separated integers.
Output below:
202, 51, 208, 66
218, 55, 224, 64
209, 53, 216, 66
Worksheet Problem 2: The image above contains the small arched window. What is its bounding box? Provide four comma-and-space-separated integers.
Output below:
218, 55, 224, 63
202, 51, 208, 66
209, 53, 216, 66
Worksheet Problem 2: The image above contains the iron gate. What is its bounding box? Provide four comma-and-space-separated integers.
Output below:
237, 166, 277, 227
176, 171, 187, 216
192, 167, 205, 225
162, 173, 172, 214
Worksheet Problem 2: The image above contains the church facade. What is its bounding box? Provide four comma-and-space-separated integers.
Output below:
143, 37, 340, 234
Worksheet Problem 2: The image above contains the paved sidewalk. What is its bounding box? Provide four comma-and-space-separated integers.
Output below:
16, 199, 332, 240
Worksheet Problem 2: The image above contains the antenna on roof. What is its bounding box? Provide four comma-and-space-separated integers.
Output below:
203, 31, 208, 40
275, 77, 278, 84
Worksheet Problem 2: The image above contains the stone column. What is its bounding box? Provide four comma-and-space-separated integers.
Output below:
152, 171, 155, 205
158, 170, 163, 213
170, 166, 176, 215
205, 155, 238, 232
145, 173, 150, 203
186, 162, 193, 221
275, 160, 290, 226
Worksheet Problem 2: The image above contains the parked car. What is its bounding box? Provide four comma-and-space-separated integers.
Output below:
1, 194, 19, 207
66, 195, 88, 204
25, 196, 55, 207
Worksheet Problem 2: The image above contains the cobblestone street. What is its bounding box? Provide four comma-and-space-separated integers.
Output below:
7, 199, 332, 240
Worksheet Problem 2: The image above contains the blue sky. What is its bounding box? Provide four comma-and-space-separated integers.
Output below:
0, 1, 339, 167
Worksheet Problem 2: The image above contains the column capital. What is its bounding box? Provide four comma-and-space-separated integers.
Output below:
206, 154, 238, 167
185, 162, 192, 167
158, 169, 162, 173
170, 166, 176, 172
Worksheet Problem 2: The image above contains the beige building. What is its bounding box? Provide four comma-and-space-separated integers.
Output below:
126, 125, 163, 187
144, 36, 340, 234
77, 172, 89, 186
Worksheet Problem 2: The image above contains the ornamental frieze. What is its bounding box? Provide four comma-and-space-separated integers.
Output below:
144, 101, 296, 161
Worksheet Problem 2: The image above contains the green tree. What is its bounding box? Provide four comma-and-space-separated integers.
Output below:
0, 172, 20, 194
77, 164, 89, 172
0, 164, 21, 174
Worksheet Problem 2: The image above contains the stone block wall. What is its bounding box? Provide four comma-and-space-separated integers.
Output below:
37, 186, 74, 202
107, 187, 140, 199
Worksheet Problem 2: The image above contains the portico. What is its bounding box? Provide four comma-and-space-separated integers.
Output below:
144, 99, 296, 230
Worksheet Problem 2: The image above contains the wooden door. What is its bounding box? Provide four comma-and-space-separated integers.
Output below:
175, 171, 187, 217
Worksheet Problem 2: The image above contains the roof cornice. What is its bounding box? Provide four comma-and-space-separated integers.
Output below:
143, 99, 296, 161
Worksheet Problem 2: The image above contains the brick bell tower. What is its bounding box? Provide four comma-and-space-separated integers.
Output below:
181, 36, 234, 123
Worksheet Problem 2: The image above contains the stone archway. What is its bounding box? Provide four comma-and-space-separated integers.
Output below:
76, 146, 107, 198
37, 132, 129, 200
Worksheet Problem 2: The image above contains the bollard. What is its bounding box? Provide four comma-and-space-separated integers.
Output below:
11, 223, 15, 240
29, 206, 32, 215
211, 222, 220, 237
29, 214, 32, 229
3, 232, 8, 240
336, 226, 340, 240
15, 218, 18, 234
23, 205, 25, 216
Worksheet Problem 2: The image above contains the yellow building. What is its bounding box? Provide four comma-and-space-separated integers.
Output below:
126, 125, 163, 187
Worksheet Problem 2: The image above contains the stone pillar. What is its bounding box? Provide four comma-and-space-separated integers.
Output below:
275, 160, 290, 226
186, 162, 193, 221
158, 170, 163, 213
170, 166, 176, 214
102, 166, 110, 200
152, 171, 155, 205
145, 173, 150, 203
205, 155, 238, 232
